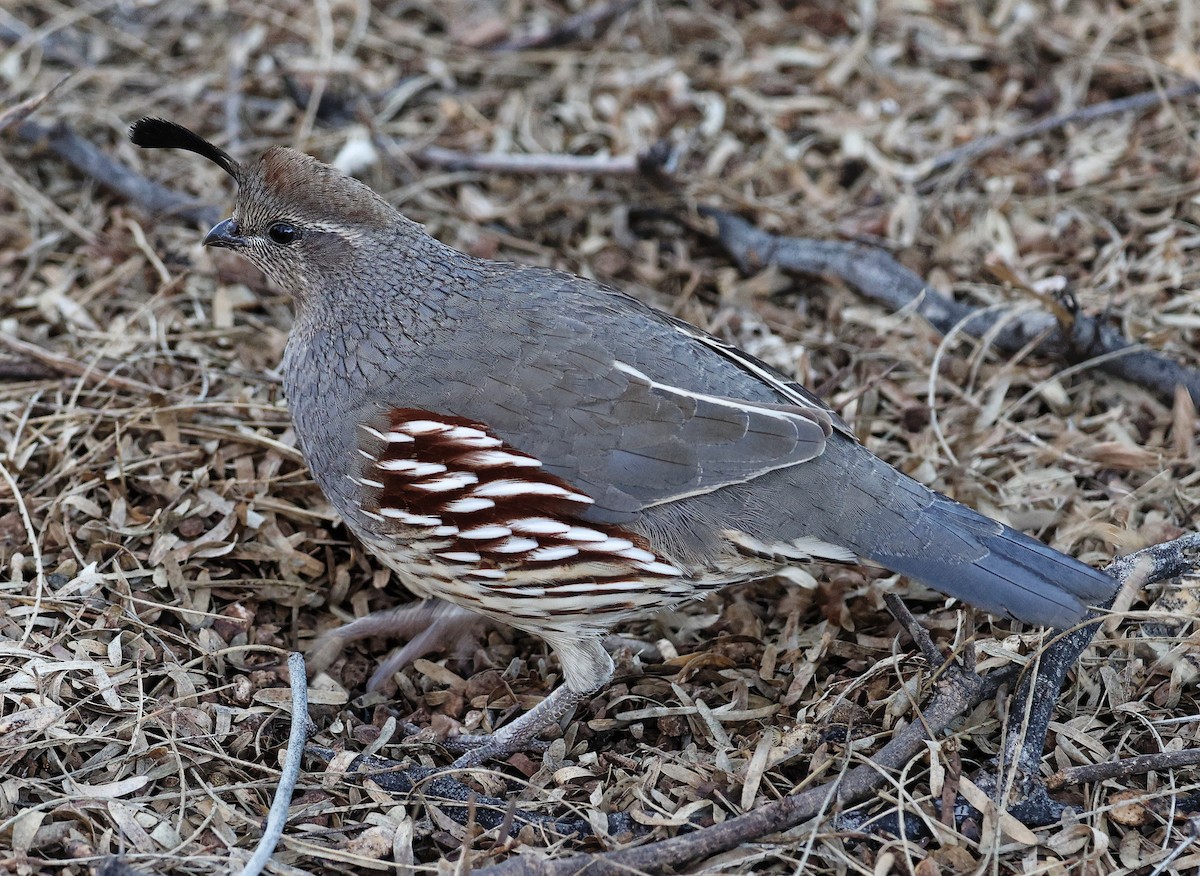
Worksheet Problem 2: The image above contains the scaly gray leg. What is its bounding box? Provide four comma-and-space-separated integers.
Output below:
447, 636, 615, 768
308, 599, 480, 687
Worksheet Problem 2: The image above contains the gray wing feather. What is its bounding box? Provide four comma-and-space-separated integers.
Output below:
448, 344, 830, 522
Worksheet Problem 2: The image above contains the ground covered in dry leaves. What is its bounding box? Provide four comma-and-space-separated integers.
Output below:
1, 1, 1199, 873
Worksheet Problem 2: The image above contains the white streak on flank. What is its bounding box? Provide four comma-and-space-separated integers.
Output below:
449, 434, 503, 449
466, 568, 507, 579
490, 586, 544, 596
357, 449, 376, 459
377, 459, 447, 477
562, 526, 607, 542
528, 545, 579, 562
549, 580, 644, 594
472, 479, 593, 503
359, 478, 385, 489
616, 546, 656, 563
379, 509, 442, 526
399, 420, 450, 435
509, 518, 571, 535
359, 424, 391, 441
360, 509, 385, 522
444, 497, 495, 513
444, 425, 490, 441
636, 560, 685, 576
589, 537, 635, 553
432, 525, 459, 537
458, 524, 512, 540
411, 472, 479, 492
463, 450, 541, 468
438, 551, 482, 563
491, 537, 539, 554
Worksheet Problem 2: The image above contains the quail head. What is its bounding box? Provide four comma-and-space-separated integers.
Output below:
130, 118, 1118, 767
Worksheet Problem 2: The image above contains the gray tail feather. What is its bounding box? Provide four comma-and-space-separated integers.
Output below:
860, 493, 1117, 629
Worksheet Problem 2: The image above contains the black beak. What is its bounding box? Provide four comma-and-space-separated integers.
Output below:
204, 218, 246, 249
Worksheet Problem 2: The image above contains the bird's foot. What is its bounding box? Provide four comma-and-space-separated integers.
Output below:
447, 685, 587, 770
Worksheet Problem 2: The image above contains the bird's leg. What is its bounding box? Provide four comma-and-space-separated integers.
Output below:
449, 684, 588, 769
308, 599, 482, 688
449, 636, 614, 769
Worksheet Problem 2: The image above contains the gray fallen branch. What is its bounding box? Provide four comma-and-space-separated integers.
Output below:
923, 80, 1200, 181
1047, 747, 1200, 790
0, 74, 71, 134
704, 207, 1200, 406
0, 331, 163, 395
491, 0, 640, 52
15, 119, 220, 227
410, 139, 677, 180
236, 652, 313, 876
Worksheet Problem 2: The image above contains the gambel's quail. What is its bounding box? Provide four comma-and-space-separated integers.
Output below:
130, 118, 1117, 767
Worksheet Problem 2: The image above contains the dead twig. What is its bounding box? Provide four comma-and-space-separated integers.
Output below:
923, 80, 1200, 181
411, 139, 677, 182
16, 119, 221, 227
0, 74, 72, 134
413, 146, 637, 176
704, 207, 1200, 406
0, 359, 57, 381
491, 0, 640, 52
1047, 747, 1200, 790
237, 652, 313, 876
0, 332, 163, 396
883, 593, 946, 670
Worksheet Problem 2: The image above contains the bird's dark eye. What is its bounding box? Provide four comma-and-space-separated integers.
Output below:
267, 222, 298, 245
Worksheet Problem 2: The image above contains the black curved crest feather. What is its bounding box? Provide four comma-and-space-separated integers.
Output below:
129, 118, 241, 180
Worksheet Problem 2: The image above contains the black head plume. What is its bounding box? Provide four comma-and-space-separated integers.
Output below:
129, 118, 241, 180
